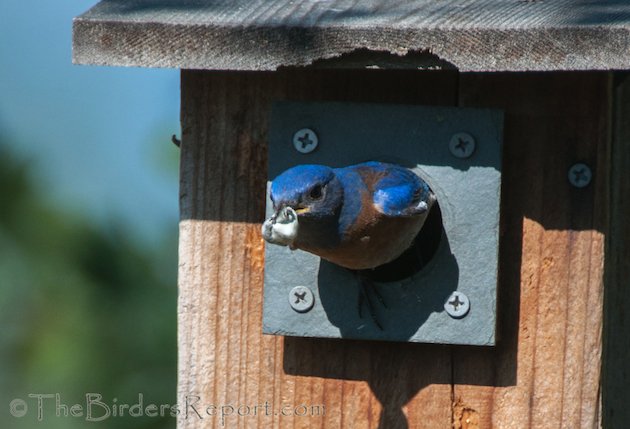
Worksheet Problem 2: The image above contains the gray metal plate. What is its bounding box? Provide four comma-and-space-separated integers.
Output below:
263, 101, 503, 346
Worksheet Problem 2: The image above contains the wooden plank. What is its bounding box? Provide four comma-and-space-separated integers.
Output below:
178, 69, 460, 429
453, 73, 609, 428
602, 73, 630, 428
73, 0, 630, 72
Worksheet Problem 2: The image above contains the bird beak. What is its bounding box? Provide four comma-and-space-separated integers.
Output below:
295, 207, 310, 215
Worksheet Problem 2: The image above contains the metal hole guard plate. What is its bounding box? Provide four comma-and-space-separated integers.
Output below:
262, 101, 503, 346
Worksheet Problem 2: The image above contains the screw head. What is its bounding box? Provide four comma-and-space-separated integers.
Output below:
568, 163, 592, 188
292, 128, 319, 154
449, 132, 476, 159
444, 291, 470, 319
288, 286, 315, 313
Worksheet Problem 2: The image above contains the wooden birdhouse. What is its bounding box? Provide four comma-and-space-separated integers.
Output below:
73, 1, 630, 427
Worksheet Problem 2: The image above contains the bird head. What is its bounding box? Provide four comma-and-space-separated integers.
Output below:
269, 165, 343, 219
262, 165, 343, 247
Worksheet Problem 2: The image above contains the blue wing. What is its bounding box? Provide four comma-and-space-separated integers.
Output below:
333, 162, 434, 238
364, 162, 432, 217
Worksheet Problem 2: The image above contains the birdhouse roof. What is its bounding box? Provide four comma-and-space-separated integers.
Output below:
73, 0, 630, 71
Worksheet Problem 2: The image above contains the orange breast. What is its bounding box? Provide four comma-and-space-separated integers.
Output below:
300, 214, 426, 270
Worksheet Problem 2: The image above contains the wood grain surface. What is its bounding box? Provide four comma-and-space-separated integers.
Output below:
454, 73, 609, 429
73, 0, 630, 72
177, 70, 610, 428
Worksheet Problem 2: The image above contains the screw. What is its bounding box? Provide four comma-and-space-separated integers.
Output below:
568, 163, 592, 188
288, 286, 315, 313
292, 128, 319, 154
449, 132, 476, 159
444, 291, 470, 318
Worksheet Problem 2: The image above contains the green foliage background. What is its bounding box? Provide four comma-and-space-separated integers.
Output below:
0, 139, 178, 428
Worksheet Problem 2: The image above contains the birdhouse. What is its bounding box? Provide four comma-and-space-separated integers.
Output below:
73, 1, 630, 427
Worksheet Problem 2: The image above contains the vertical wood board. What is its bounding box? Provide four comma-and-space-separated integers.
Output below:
452, 73, 609, 429
178, 70, 458, 429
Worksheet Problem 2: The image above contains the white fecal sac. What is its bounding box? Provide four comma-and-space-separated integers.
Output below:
261, 206, 299, 246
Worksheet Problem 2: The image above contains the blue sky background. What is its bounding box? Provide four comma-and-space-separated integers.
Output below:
0, 0, 180, 243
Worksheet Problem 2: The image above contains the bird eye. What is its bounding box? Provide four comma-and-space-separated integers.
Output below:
309, 184, 323, 200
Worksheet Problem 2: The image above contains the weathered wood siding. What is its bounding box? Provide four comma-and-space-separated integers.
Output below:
177, 70, 610, 428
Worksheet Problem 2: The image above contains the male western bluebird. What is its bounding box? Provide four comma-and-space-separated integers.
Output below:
262, 161, 435, 269
262, 161, 436, 327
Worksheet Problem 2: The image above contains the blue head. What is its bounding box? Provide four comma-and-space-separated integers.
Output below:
270, 165, 343, 219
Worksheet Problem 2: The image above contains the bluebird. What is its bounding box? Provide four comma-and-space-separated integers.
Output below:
262, 161, 435, 269
262, 161, 436, 328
